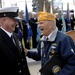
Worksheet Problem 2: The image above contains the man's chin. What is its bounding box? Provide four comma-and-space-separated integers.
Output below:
13, 29, 15, 32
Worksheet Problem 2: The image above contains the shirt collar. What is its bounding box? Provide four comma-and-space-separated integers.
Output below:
0, 27, 13, 38
40, 27, 58, 42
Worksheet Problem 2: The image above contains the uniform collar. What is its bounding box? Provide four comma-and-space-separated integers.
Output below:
40, 27, 58, 42
0, 27, 13, 38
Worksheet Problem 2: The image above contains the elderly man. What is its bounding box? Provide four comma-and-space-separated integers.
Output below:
0, 6, 31, 75
24, 11, 75, 75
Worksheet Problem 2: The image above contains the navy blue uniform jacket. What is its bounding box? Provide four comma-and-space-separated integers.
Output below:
0, 28, 31, 75
27, 28, 75, 75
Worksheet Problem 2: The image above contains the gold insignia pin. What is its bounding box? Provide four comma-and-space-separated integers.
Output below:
51, 49, 55, 54
51, 43, 57, 46
41, 42, 44, 48
52, 65, 61, 74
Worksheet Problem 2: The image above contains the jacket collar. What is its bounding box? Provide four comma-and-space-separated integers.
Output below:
40, 27, 58, 42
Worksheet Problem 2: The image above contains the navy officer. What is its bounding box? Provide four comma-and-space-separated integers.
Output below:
0, 6, 31, 75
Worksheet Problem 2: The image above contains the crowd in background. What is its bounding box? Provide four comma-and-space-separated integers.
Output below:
15, 11, 75, 49
14, 12, 41, 49
56, 10, 75, 31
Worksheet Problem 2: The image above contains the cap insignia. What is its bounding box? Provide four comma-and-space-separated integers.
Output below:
4, 14, 6, 16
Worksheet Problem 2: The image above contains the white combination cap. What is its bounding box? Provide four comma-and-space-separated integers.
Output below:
0, 6, 21, 19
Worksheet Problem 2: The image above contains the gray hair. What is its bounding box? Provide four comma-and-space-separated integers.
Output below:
54, 21, 56, 27
49, 20, 56, 27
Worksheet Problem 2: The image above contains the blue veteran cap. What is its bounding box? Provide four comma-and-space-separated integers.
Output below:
0, 6, 21, 19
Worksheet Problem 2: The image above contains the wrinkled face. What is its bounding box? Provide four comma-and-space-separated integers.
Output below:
1, 17, 18, 32
38, 20, 55, 36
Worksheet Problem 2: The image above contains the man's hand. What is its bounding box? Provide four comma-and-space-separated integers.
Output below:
24, 47, 28, 55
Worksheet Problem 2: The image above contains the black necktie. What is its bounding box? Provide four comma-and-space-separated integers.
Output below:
46, 37, 48, 41
44, 37, 48, 49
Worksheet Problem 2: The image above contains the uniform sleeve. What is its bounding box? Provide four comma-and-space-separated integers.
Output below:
55, 36, 75, 75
